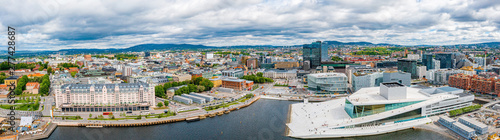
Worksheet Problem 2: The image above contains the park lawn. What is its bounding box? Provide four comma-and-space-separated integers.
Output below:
251, 85, 259, 91
0, 103, 39, 111
153, 106, 169, 110
52, 116, 83, 120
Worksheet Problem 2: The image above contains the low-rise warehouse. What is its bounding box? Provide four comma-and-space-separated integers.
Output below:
458, 117, 488, 135
190, 93, 214, 102
181, 94, 206, 104
173, 96, 193, 105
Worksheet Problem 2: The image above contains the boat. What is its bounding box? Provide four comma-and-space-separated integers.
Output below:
186, 117, 200, 122
208, 113, 216, 117
217, 111, 224, 116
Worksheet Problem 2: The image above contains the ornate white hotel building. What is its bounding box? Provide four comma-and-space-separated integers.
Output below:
55, 83, 155, 112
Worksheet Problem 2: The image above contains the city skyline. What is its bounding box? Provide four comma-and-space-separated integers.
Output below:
1, 0, 500, 51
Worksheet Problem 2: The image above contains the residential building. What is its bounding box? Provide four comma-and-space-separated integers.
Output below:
123, 66, 133, 76
246, 58, 258, 69
417, 66, 427, 79
25, 82, 40, 94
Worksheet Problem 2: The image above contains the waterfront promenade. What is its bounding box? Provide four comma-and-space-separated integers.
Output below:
53, 96, 261, 127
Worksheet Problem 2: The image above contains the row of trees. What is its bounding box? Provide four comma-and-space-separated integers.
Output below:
449, 104, 482, 116
0, 62, 37, 71
157, 100, 169, 108
39, 75, 51, 95
14, 75, 50, 95
154, 77, 214, 98
57, 62, 80, 69
240, 72, 273, 83
14, 75, 30, 95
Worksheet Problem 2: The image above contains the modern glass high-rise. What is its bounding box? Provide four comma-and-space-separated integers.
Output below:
435, 53, 454, 69
422, 54, 434, 70
320, 42, 328, 62
397, 59, 418, 79
303, 41, 327, 69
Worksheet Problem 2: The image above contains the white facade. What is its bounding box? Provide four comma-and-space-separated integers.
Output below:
55, 83, 155, 108
407, 54, 420, 60
417, 66, 427, 79
123, 66, 133, 76
206, 53, 214, 59
287, 85, 474, 139
380, 83, 407, 100
263, 69, 297, 79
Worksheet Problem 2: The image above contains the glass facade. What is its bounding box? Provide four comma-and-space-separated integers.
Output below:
307, 73, 347, 94
344, 99, 422, 118
303, 41, 322, 69
397, 59, 418, 79
422, 54, 434, 70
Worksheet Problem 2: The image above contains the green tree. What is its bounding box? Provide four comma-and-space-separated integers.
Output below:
256, 72, 263, 77
157, 102, 163, 107
38, 66, 44, 71
164, 100, 169, 106
163, 82, 172, 92
47, 67, 52, 75
188, 84, 197, 93
193, 77, 203, 85
0, 72, 5, 76
89, 114, 92, 117
155, 85, 165, 97
70, 71, 77, 77
331, 56, 343, 61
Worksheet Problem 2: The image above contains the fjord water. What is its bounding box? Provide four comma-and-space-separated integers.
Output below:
46, 99, 451, 140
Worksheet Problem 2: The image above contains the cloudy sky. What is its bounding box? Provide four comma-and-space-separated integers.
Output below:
1, 0, 500, 50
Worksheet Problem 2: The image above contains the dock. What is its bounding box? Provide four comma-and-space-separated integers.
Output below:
19, 123, 57, 140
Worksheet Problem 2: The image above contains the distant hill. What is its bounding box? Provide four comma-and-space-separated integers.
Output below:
323, 41, 396, 46
2, 41, 500, 57
53, 44, 283, 55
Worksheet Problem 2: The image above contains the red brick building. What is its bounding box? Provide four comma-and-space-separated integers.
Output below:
222, 78, 253, 91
